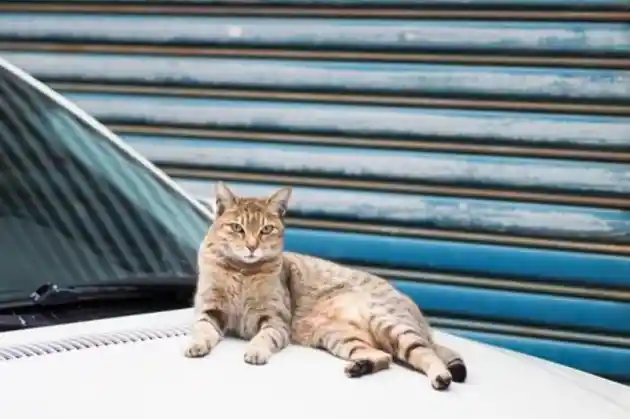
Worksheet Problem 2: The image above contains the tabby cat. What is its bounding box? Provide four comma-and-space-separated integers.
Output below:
184, 182, 292, 365
184, 182, 467, 390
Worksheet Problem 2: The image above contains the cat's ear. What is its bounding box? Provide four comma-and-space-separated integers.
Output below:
215, 181, 237, 217
266, 186, 292, 217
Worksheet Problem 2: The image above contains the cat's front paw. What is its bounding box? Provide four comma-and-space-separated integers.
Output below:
244, 344, 272, 365
184, 339, 212, 358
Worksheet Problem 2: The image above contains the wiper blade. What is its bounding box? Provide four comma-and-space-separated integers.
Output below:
0, 275, 196, 311
29, 278, 196, 308
30, 283, 80, 307
0, 276, 197, 330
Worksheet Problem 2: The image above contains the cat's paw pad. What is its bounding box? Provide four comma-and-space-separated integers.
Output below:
427, 366, 452, 391
244, 345, 272, 365
344, 359, 375, 378
184, 340, 212, 358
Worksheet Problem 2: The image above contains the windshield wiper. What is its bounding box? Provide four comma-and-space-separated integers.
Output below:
29, 283, 81, 307
0, 276, 197, 331
31, 279, 196, 307
0, 275, 197, 311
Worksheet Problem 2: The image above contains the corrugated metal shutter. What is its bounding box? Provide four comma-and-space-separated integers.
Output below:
1, 0, 629, 383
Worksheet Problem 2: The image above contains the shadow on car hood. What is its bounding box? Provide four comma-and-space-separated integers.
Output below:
0, 308, 629, 419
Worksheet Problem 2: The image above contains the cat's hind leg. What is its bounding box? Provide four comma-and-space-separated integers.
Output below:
298, 319, 393, 378
371, 316, 452, 390
434, 343, 467, 383
326, 322, 393, 378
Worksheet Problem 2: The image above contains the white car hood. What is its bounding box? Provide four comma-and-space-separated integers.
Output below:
1, 309, 629, 419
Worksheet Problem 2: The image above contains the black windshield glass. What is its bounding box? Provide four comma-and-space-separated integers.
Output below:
0, 63, 210, 298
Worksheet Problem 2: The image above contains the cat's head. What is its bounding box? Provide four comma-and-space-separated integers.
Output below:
209, 181, 292, 264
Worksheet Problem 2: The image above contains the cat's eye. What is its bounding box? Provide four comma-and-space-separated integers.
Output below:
230, 223, 244, 233
260, 225, 275, 235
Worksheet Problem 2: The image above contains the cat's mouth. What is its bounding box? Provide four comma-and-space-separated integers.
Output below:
231, 247, 265, 264
241, 252, 263, 263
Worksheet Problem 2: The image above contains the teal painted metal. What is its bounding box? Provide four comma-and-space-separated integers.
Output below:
1, 1, 629, 382
62, 92, 630, 149
1, 14, 629, 54
280, 228, 630, 289
123, 136, 630, 195
169, 178, 630, 243
442, 329, 630, 379
4, 52, 630, 102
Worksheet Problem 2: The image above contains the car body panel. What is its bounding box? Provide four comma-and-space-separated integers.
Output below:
1, 309, 630, 419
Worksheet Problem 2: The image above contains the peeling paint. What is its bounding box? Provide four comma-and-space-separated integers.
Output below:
1, 14, 628, 54
68, 94, 630, 148
227, 26, 243, 38
125, 136, 630, 194
176, 179, 630, 242
5, 52, 630, 100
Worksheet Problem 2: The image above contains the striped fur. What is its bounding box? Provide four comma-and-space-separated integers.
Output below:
184, 182, 292, 365
286, 253, 467, 390
185, 182, 467, 390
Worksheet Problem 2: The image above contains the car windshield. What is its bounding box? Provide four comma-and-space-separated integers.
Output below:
0, 60, 211, 303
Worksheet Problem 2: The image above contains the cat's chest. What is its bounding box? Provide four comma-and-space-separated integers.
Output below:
205, 269, 274, 338
220, 280, 256, 335
220, 281, 244, 320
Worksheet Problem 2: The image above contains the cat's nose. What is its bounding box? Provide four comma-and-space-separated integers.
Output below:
245, 236, 258, 252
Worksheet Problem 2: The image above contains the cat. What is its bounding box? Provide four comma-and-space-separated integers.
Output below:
183, 181, 292, 365
184, 182, 467, 390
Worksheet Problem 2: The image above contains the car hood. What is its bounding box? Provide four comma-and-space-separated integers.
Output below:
1, 308, 629, 419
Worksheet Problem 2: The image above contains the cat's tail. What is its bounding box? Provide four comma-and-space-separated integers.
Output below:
434, 343, 467, 383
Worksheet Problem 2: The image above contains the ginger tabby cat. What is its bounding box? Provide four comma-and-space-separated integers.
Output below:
184, 182, 467, 390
